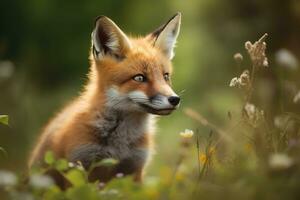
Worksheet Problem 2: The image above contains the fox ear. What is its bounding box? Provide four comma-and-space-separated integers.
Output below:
148, 13, 181, 60
92, 16, 132, 60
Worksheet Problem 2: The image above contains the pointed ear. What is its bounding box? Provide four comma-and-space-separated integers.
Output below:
91, 16, 132, 60
148, 13, 181, 60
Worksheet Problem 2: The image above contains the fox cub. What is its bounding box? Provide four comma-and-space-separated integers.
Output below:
29, 13, 182, 185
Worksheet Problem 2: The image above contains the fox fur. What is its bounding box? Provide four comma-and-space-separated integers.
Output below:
28, 13, 182, 187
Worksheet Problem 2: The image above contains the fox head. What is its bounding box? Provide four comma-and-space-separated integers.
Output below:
90, 13, 181, 115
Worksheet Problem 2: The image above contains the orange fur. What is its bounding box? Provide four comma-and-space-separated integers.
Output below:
28, 13, 181, 187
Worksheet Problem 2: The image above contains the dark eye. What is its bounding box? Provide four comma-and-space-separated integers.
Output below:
164, 73, 170, 81
133, 74, 146, 82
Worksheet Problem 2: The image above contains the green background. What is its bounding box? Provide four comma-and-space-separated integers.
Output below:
0, 0, 300, 176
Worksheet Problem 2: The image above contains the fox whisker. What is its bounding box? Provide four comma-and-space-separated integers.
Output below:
178, 89, 186, 96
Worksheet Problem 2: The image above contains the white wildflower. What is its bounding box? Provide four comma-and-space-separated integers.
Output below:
29, 174, 54, 189
244, 103, 256, 119
179, 129, 194, 138
245, 41, 252, 50
234, 53, 243, 64
0, 170, 17, 186
263, 59, 269, 67
75, 161, 85, 171
116, 173, 124, 178
68, 162, 75, 168
245, 33, 268, 67
269, 153, 294, 170
98, 182, 106, 189
244, 103, 264, 126
239, 70, 250, 86
229, 77, 239, 87
275, 49, 298, 71
229, 70, 250, 88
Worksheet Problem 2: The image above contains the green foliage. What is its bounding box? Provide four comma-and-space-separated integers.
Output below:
65, 184, 100, 200
89, 158, 119, 171
55, 159, 69, 171
65, 169, 87, 187
0, 35, 291, 200
0, 115, 8, 125
44, 151, 55, 166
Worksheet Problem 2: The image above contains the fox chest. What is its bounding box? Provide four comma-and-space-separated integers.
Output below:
69, 112, 152, 173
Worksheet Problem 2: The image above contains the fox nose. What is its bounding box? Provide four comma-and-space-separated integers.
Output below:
168, 96, 180, 106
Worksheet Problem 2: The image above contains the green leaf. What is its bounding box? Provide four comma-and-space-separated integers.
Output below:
55, 159, 69, 171
88, 158, 119, 173
44, 151, 55, 165
0, 115, 9, 125
94, 158, 119, 167
65, 169, 86, 187
44, 186, 64, 200
66, 184, 99, 200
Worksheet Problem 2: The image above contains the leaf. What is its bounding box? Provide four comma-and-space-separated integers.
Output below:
65, 169, 86, 187
55, 159, 69, 171
44, 186, 64, 200
66, 184, 99, 200
0, 115, 9, 125
95, 158, 119, 167
88, 158, 119, 173
44, 151, 55, 165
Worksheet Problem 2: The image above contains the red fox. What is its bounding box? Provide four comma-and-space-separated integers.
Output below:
29, 13, 181, 185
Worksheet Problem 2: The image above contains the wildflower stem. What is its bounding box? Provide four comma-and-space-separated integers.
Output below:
184, 108, 233, 144
192, 131, 202, 196
196, 131, 201, 180
245, 64, 256, 103
170, 156, 184, 185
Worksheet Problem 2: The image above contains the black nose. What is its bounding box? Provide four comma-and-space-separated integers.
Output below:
168, 96, 180, 106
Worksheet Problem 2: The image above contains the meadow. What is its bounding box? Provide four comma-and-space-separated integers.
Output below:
0, 34, 299, 200
1, 0, 300, 199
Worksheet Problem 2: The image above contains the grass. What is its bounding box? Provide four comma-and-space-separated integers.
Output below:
1, 34, 300, 200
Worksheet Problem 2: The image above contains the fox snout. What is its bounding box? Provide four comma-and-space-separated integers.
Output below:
147, 94, 180, 115
149, 94, 180, 108
127, 90, 180, 115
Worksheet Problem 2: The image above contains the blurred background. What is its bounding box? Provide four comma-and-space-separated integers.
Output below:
0, 0, 300, 176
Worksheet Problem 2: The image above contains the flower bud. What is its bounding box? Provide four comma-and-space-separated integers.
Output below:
234, 53, 243, 64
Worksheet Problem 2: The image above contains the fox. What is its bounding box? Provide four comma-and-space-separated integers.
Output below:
28, 12, 182, 187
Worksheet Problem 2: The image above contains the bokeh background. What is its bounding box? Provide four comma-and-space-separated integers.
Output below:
0, 0, 300, 176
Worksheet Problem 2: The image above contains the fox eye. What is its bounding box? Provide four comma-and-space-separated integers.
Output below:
164, 73, 170, 81
133, 74, 146, 82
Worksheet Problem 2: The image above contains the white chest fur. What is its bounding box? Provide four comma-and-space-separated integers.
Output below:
69, 109, 155, 169
93, 110, 152, 158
